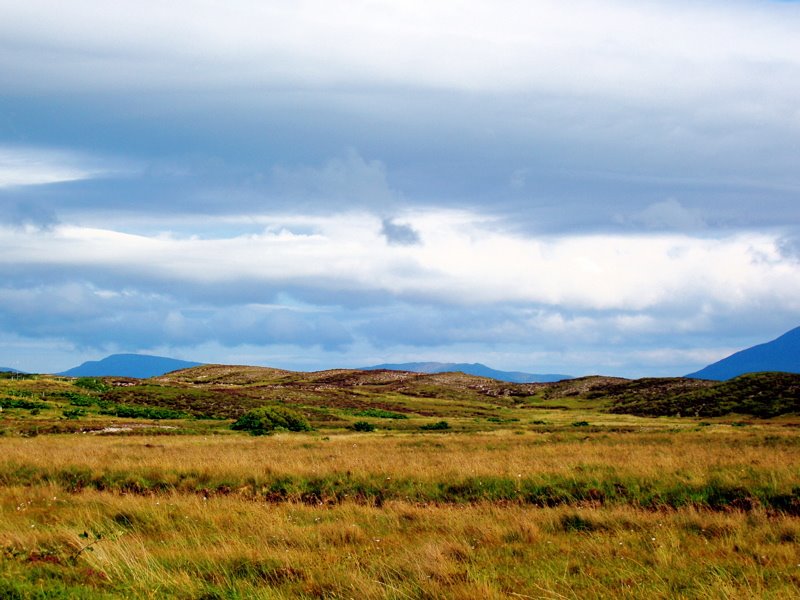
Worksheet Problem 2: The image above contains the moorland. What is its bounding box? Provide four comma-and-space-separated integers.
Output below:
1, 365, 799, 598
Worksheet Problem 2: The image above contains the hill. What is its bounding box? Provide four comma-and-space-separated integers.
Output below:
114, 365, 800, 419
57, 353, 203, 378
361, 361, 571, 383
0, 367, 23, 373
608, 372, 800, 418
686, 326, 800, 380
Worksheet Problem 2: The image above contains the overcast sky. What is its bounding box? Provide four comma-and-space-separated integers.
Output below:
1, 0, 799, 376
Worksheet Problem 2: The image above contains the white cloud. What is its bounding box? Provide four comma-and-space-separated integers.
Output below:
2, 1, 799, 122
1, 209, 799, 316
0, 146, 104, 187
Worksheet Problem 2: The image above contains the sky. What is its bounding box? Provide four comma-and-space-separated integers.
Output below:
1, 0, 800, 377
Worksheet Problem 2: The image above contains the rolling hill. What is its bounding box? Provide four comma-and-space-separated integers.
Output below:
57, 353, 203, 378
361, 361, 571, 383
686, 326, 800, 380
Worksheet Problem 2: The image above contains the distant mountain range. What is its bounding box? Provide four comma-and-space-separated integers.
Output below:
57, 354, 203, 378
361, 362, 571, 383
35, 326, 800, 382
0, 366, 24, 373
686, 326, 800, 380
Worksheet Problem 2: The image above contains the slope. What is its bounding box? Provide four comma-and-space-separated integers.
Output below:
58, 353, 203, 378
686, 326, 800, 380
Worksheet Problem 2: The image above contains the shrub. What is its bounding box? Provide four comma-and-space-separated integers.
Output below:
1, 398, 47, 410
62, 408, 87, 419
231, 406, 312, 436
75, 377, 109, 392
420, 420, 450, 431
571, 421, 590, 427
353, 408, 408, 419
99, 404, 187, 420
352, 421, 375, 432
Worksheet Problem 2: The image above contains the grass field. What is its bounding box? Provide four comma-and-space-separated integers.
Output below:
1, 368, 799, 598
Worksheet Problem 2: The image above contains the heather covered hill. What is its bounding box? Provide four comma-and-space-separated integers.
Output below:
2, 364, 797, 441
609, 372, 800, 418
686, 326, 800, 380
131, 364, 800, 419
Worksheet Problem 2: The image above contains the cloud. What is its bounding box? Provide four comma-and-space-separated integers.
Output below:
0, 202, 59, 230
3, 1, 800, 113
0, 146, 105, 187
0, 282, 352, 351
621, 199, 706, 231
1, 2, 799, 377
270, 149, 397, 210
381, 218, 421, 246
1, 209, 799, 315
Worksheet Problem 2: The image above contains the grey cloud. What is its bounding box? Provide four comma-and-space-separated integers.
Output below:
271, 149, 397, 210
619, 199, 706, 231
0, 283, 353, 351
778, 233, 800, 262
380, 218, 420, 246
0, 201, 60, 230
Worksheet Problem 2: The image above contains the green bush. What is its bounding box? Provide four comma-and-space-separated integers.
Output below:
62, 408, 87, 419
75, 377, 109, 392
0, 398, 47, 410
352, 421, 376, 432
99, 404, 187, 419
352, 408, 408, 419
231, 406, 312, 436
420, 420, 450, 431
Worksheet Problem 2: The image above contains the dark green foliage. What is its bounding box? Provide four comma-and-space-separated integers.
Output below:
62, 392, 96, 407
420, 420, 450, 431
352, 421, 375, 432
0, 398, 48, 410
62, 408, 87, 419
74, 378, 109, 392
571, 421, 590, 427
98, 404, 187, 420
609, 372, 800, 418
487, 416, 520, 423
101, 384, 225, 418
352, 408, 408, 419
231, 406, 313, 435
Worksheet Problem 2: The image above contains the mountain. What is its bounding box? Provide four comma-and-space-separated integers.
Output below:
58, 354, 203, 378
360, 361, 571, 383
0, 367, 24, 373
686, 326, 800, 380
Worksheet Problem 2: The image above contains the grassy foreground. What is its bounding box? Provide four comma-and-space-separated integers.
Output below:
1, 428, 799, 598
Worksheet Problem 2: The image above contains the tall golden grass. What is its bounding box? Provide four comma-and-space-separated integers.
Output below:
1, 427, 799, 598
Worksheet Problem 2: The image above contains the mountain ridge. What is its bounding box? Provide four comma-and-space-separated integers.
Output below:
360, 361, 571, 383
57, 353, 203, 378
686, 326, 800, 380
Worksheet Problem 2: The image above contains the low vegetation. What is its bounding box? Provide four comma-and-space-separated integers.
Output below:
231, 406, 312, 435
0, 364, 798, 597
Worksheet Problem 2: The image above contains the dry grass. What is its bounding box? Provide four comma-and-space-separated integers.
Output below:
1, 428, 797, 485
2, 486, 799, 599
1, 426, 799, 598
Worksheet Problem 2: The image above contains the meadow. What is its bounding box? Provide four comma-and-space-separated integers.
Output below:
1, 368, 799, 598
